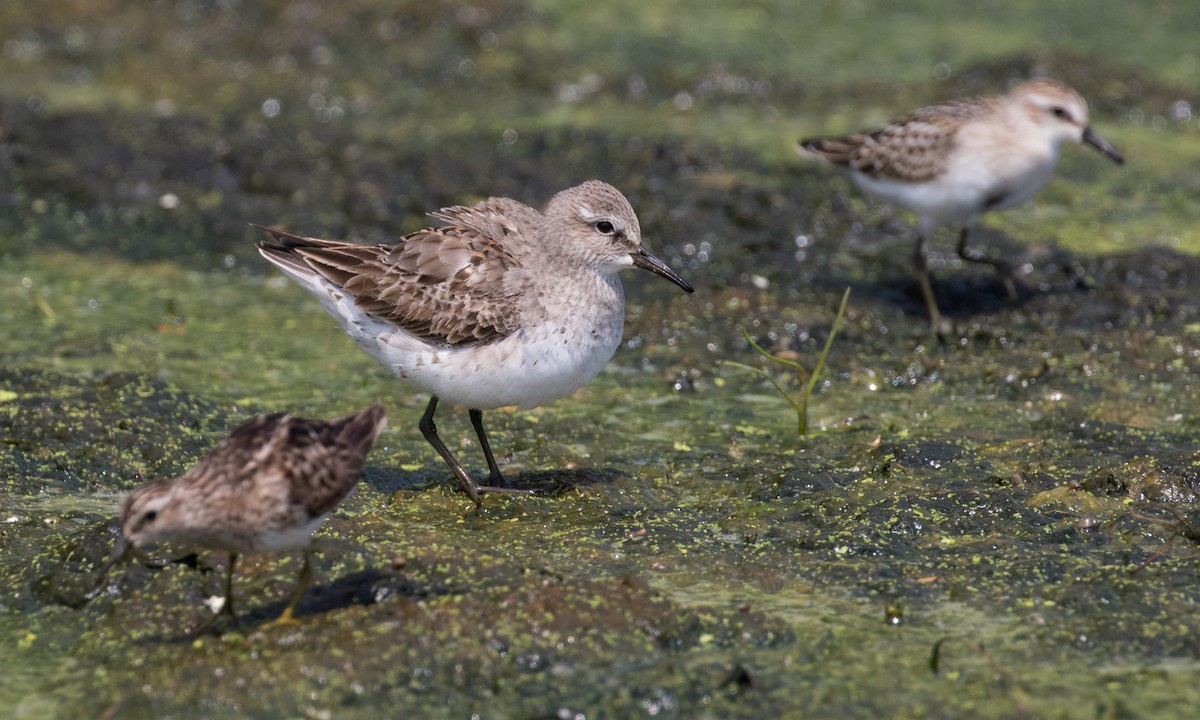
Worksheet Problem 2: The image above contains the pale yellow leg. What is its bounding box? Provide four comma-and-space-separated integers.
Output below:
913, 233, 948, 335
260, 550, 312, 630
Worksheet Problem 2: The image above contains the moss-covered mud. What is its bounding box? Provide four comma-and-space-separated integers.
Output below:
4, 1, 1200, 718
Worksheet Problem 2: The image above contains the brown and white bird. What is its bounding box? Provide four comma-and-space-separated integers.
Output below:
799, 78, 1124, 329
255, 180, 693, 504
112, 405, 386, 630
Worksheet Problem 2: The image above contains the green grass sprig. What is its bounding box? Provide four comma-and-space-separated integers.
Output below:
721, 288, 851, 436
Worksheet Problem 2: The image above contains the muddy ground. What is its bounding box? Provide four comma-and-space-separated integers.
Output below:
3, 2, 1200, 718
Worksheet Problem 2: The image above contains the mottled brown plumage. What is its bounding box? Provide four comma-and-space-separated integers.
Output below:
803, 99, 991, 182
253, 181, 693, 505
798, 78, 1123, 331
257, 223, 529, 347
114, 405, 387, 630
255, 196, 546, 349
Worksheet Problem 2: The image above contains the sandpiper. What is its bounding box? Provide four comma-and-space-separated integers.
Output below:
256, 180, 693, 504
110, 405, 386, 631
798, 78, 1124, 329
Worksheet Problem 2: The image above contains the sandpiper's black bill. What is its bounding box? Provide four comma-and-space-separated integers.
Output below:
85, 534, 132, 601
631, 248, 694, 293
1082, 126, 1124, 165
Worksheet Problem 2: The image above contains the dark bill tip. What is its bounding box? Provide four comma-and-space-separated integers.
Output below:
1082, 126, 1124, 165
631, 248, 694, 293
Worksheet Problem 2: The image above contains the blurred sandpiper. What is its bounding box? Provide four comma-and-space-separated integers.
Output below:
799, 78, 1123, 330
110, 405, 386, 631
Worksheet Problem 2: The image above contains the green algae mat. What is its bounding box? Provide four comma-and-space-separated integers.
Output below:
3, 2, 1200, 717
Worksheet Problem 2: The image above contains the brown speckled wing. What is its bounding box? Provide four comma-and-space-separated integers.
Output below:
257, 219, 529, 346
183, 412, 291, 487
282, 405, 386, 517
429, 197, 542, 242
184, 408, 384, 519
803, 98, 991, 183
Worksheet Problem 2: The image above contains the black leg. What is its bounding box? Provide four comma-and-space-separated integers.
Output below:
418, 396, 484, 505
956, 225, 1017, 300
221, 552, 240, 627
418, 397, 534, 503
469, 408, 507, 486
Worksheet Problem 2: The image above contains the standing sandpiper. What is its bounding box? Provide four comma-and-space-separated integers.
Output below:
111, 405, 386, 631
798, 78, 1124, 330
256, 180, 693, 504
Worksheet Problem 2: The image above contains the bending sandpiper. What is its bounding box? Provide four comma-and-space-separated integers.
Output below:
256, 180, 693, 504
111, 405, 386, 631
799, 78, 1124, 329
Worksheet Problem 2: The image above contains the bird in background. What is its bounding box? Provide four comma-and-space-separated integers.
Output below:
799, 77, 1124, 331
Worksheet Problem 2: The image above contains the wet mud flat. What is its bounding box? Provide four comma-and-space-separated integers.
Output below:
3, 105, 1200, 718
4, 2, 1200, 716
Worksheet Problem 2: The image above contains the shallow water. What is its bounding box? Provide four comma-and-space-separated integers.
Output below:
3, 1, 1200, 717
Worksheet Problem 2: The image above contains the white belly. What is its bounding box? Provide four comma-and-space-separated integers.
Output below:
297, 271, 627, 410
253, 513, 328, 552
374, 316, 624, 408
852, 138, 1060, 231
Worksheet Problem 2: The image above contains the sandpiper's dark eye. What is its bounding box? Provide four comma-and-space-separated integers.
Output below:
594, 220, 615, 235
1050, 106, 1068, 119
142, 510, 157, 524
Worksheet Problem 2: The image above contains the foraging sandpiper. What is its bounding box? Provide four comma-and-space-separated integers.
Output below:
111, 405, 386, 630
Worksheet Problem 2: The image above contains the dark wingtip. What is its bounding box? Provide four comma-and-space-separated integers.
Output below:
796, 137, 834, 160
338, 404, 388, 455
358, 403, 388, 435
251, 223, 308, 251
